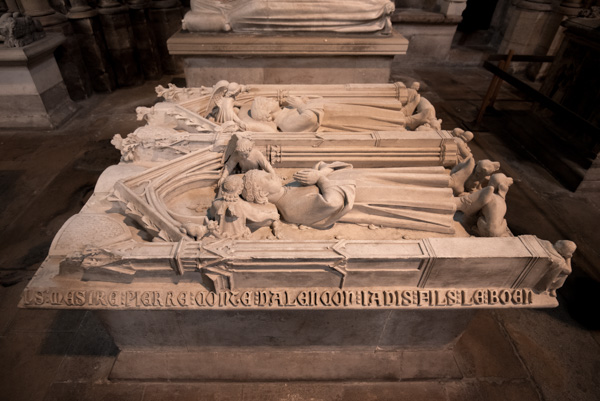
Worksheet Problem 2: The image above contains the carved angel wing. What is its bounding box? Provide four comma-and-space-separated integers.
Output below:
205, 85, 229, 118
222, 132, 241, 164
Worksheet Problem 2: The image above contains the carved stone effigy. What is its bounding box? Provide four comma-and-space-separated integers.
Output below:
168, 0, 406, 85
20, 82, 575, 379
112, 82, 458, 167
182, 0, 395, 34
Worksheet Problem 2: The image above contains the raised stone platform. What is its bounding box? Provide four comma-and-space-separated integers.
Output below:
167, 30, 409, 86
0, 33, 77, 129
18, 81, 574, 384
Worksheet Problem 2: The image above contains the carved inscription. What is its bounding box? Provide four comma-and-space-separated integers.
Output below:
22, 288, 535, 309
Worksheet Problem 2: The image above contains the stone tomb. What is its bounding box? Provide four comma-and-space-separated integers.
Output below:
168, 0, 408, 85
20, 82, 574, 381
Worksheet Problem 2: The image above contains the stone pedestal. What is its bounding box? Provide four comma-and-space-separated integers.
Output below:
22, 0, 94, 100
0, 33, 77, 129
392, 11, 462, 61
390, 0, 465, 62
167, 31, 409, 86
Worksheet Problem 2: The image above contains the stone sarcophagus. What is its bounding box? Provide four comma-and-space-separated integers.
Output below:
20, 82, 574, 380
168, 0, 407, 85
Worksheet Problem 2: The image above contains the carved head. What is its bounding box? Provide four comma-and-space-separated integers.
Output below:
242, 170, 281, 204
235, 137, 254, 157
453, 128, 474, 142
488, 173, 513, 197
554, 240, 576, 259
251, 97, 280, 122
475, 160, 500, 178
227, 82, 241, 96
222, 175, 244, 202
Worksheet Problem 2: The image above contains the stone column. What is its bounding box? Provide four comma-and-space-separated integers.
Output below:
67, 0, 116, 92
149, 0, 183, 74
20, 0, 67, 26
127, 0, 163, 80
21, 0, 94, 100
532, 0, 583, 80
498, 0, 564, 73
98, 0, 144, 87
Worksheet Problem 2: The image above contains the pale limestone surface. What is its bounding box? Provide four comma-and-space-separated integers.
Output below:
21, 82, 574, 320
183, 0, 395, 34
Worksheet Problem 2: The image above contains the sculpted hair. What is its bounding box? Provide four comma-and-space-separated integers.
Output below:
242, 169, 270, 204
251, 97, 278, 122
236, 138, 254, 153
222, 175, 243, 202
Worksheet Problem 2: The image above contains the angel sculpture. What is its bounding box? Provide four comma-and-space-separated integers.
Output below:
219, 134, 276, 187
204, 80, 248, 128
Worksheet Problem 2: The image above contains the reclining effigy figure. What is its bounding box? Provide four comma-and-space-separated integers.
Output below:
235, 90, 439, 133
183, 0, 395, 34
203, 135, 521, 238
234, 160, 456, 234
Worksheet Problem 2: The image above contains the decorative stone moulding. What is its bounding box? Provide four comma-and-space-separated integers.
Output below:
22, 81, 574, 315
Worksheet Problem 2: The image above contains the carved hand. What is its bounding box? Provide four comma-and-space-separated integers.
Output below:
293, 169, 323, 186
284, 96, 305, 110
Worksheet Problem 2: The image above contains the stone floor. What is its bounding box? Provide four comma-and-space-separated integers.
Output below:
0, 67, 599, 401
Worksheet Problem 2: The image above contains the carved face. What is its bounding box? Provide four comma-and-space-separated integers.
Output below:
250, 97, 280, 122
256, 172, 282, 194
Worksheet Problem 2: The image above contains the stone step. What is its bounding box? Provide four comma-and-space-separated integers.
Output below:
109, 349, 462, 382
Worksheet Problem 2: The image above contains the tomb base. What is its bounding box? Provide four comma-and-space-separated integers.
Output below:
98, 309, 473, 381
0, 33, 78, 129
167, 31, 409, 86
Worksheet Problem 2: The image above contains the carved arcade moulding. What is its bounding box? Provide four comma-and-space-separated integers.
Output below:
21, 81, 575, 311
